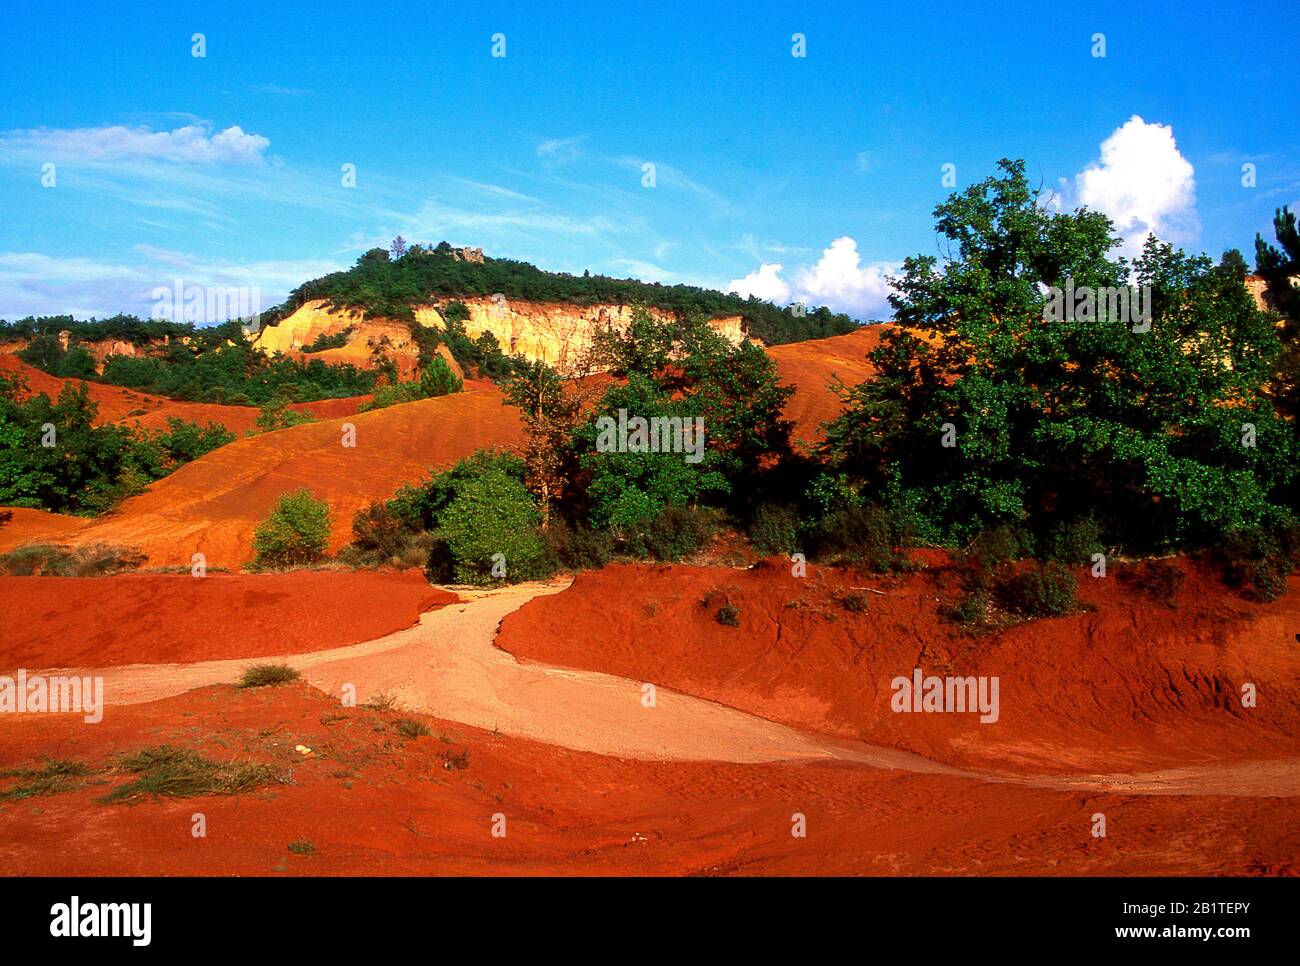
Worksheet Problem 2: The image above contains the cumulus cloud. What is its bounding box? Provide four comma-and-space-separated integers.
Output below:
1071, 115, 1198, 259
727, 262, 791, 304
727, 237, 896, 319
0, 123, 270, 165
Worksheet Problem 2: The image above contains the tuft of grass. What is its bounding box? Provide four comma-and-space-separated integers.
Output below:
0, 758, 91, 801
287, 839, 315, 855
361, 692, 397, 711
99, 746, 280, 804
396, 718, 432, 739
238, 664, 300, 689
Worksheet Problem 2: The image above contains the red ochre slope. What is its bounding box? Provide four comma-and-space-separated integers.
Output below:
0, 353, 368, 434
496, 559, 1300, 776
0, 570, 454, 669
51, 384, 522, 568
767, 324, 888, 447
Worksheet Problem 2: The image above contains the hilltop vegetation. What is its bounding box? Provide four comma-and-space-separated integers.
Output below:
1, 318, 378, 405
273, 241, 860, 345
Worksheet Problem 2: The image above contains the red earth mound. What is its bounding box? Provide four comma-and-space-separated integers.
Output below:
497, 559, 1300, 775
0, 681, 1294, 875
767, 325, 888, 447
0, 569, 452, 669
13, 384, 522, 568
0, 354, 368, 434
0, 507, 90, 553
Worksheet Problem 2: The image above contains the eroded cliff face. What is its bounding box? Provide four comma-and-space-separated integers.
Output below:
416, 297, 749, 371
253, 302, 434, 380
258, 298, 751, 376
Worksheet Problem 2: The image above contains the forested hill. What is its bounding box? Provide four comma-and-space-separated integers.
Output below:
275, 242, 862, 345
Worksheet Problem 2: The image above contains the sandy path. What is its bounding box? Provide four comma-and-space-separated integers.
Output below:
44, 580, 1300, 796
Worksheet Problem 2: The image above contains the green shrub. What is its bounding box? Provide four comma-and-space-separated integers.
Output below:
1216, 526, 1294, 602
995, 562, 1078, 617
0, 542, 144, 577
252, 490, 331, 569
749, 503, 800, 555
420, 356, 463, 397
436, 467, 548, 584
941, 589, 990, 626
287, 839, 316, 855
631, 506, 717, 562
542, 521, 616, 572
1042, 517, 1103, 565
715, 603, 741, 627
238, 664, 301, 689
811, 504, 909, 572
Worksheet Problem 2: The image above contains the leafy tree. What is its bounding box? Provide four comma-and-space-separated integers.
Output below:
503, 361, 587, 529
436, 465, 546, 583
1255, 206, 1300, 419
825, 158, 1295, 551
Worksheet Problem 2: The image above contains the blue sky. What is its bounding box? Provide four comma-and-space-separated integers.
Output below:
0, 0, 1295, 322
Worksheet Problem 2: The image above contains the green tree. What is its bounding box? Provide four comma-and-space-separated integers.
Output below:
420, 355, 463, 397
436, 466, 546, 583
825, 158, 1294, 550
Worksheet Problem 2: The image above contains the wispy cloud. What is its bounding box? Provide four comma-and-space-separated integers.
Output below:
0, 122, 271, 165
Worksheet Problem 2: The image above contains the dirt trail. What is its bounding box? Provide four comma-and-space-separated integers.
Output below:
47, 580, 1300, 796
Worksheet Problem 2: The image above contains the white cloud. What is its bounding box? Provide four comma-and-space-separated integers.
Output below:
793, 237, 895, 317
0, 248, 342, 321
0, 123, 270, 165
1072, 115, 1198, 259
536, 135, 585, 165
727, 262, 790, 304
727, 237, 897, 318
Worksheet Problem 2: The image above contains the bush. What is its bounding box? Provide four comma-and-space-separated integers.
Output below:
0, 542, 144, 577
942, 589, 990, 626
748, 503, 800, 555
715, 603, 741, 627
542, 520, 616, 572
811, 504, 910, 572
995, 562, 1078, 617
629, 506, 717, 562
420, 356, 463, 397
342, 501, 426, 567
1215, 526, 1294, 602
252, 490, 331, 569
1119, 558, 1186, 607
436, 467, 548, 584
238, 664, 301, 689
287, 839, 316, 855
1042, 517, 1103, 565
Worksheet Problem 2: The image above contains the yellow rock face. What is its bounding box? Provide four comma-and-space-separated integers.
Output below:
415, 297, 749, 372
259, 298, 752, 377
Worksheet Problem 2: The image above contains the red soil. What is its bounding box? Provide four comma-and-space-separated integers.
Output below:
0, 507, 90, 553
0, 354, 368, 435
10, 383, 522, 568
768, 325, 888, 446
0, 681, 1294, 875
0, 570, 452, 669
497, 559, 1300, 775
